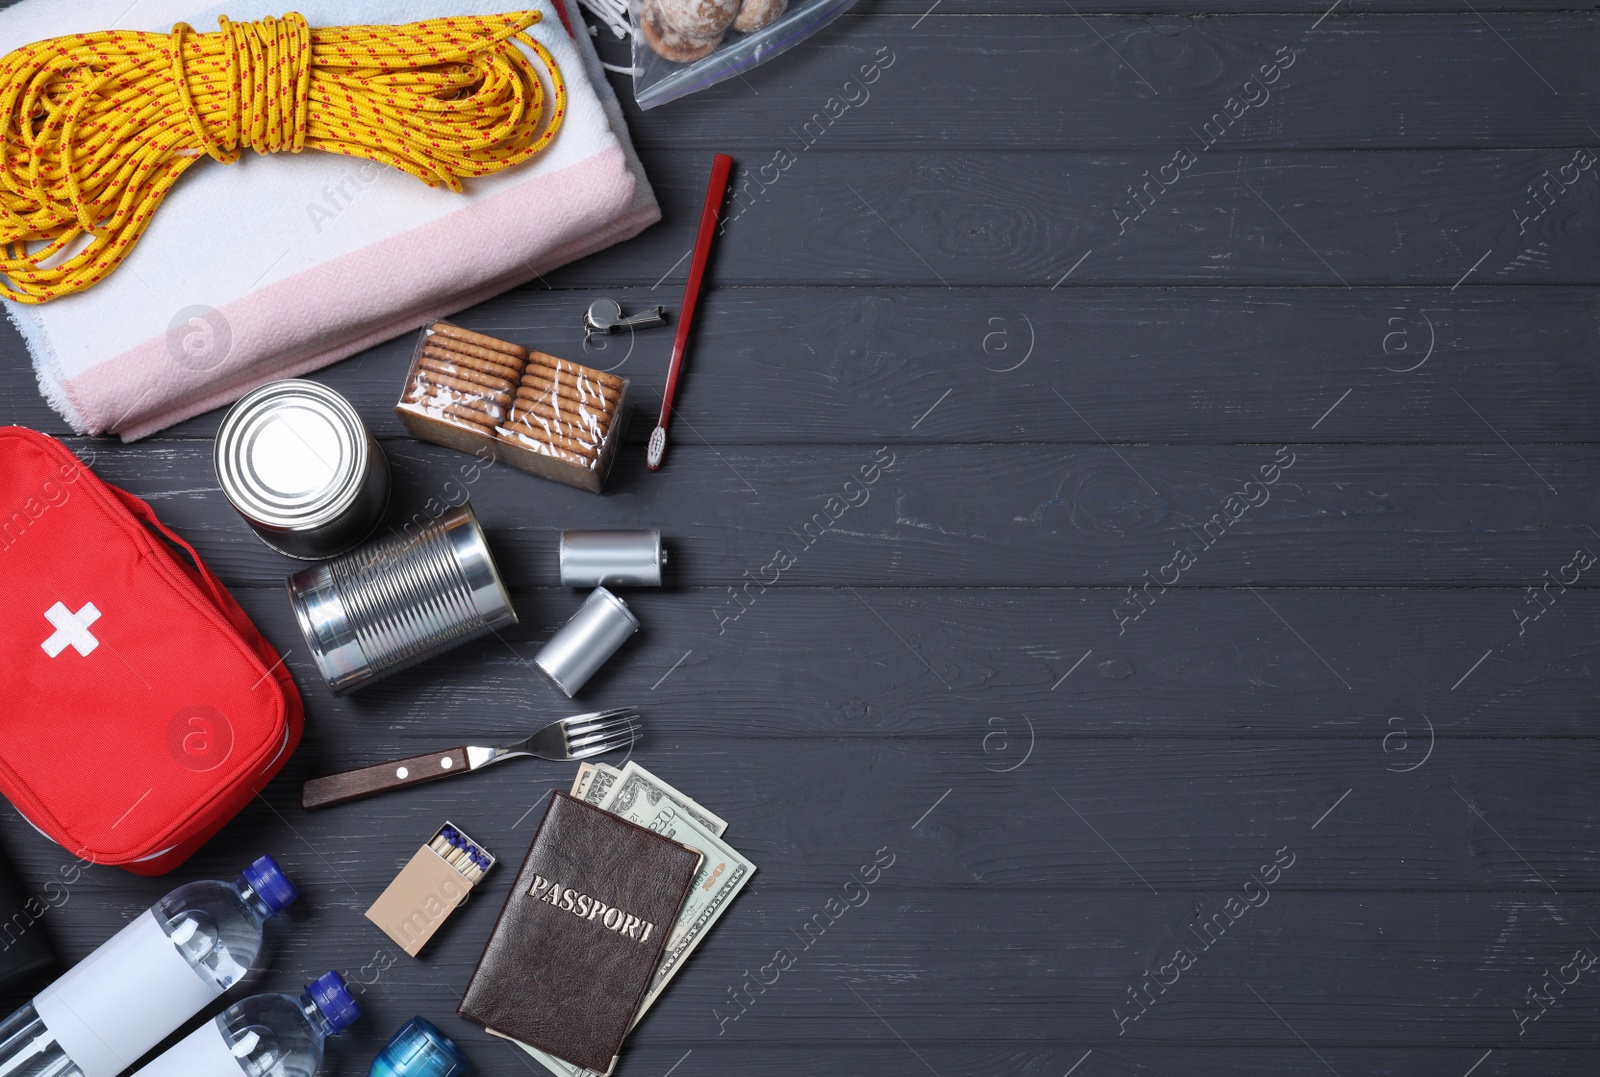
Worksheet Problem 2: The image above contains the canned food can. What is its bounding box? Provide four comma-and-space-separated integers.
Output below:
534, 587, 639, 698
559, 530, 666, 588
215, 379, 390, 560
287, 502, 518, 694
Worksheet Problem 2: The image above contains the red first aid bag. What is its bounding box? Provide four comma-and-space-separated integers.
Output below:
0, 428, 301, 875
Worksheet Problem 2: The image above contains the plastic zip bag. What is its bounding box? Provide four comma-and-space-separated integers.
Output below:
622, 0, 858, 110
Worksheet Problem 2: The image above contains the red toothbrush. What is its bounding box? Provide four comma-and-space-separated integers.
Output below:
648, 153, 733, 471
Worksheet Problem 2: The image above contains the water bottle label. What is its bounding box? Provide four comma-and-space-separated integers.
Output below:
34, 909, 222, 1077
131, 1020, 241, 1077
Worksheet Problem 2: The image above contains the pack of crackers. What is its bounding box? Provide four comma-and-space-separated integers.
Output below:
395, 323, 631, 493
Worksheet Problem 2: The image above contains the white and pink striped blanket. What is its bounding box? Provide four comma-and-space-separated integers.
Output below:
0, 0, 657, 439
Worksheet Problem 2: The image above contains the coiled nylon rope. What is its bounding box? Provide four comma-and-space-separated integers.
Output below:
0, 10, 566, 303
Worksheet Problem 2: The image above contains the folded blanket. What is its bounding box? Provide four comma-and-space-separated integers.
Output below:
0, 0, 658, 440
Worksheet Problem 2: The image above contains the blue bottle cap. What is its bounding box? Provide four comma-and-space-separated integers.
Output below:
308, 971, 363, 1033
241, 855, 300, 914
369, 1016, 472, 1077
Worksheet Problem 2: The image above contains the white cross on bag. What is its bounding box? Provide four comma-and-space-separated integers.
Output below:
41, 601, 100, 658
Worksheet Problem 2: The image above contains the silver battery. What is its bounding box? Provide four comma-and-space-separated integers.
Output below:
286, 502, 518, 695
534, 587, 639, 698
215, 379, 390, 560
559, 530, 666, 588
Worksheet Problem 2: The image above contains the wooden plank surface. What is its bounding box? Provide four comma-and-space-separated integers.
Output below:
0, 0, 1596, 1075
212, 586, 1600, 739
874, 3, 1586, 11
405, 148, 1600, 288
5, 287, 1599, 446
613, 14, 1600, 149
35, 439, 1600, 587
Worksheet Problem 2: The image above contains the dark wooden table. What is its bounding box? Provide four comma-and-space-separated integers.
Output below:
3, 2, 1598, 1074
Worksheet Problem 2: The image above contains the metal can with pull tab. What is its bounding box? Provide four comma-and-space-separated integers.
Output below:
215, 379, 390, 559
559, 529, 666, 588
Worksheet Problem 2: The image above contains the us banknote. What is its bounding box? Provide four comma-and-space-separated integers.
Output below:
603, 760, 728, 837
571, 760, 623, 805
569, 760, 606, 802
520, 766, 753, 1077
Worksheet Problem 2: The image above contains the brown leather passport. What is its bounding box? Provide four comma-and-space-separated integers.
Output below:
458, 791, 702, 1073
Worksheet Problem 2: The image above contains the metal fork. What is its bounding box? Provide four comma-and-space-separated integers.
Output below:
301, 707, 640, 810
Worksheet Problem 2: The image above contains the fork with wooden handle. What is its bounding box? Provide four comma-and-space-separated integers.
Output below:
300, 707, 640, 810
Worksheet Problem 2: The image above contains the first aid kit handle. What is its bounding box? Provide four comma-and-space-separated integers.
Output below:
108, 487, 237, 614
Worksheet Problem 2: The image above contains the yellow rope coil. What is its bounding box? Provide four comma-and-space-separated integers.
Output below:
0, 10, 566, 303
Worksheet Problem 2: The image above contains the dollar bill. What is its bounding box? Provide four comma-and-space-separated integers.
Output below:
579, 761, 624, 805
569, 762, 598, 799
517, 778, 753, 1077
489, 1028, 625, 1077
637, 816, 751, 1011
598, 785, 750, 1005
600, 761, 728, 837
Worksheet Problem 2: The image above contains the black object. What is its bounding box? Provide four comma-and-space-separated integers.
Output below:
0, 840, 57, 1006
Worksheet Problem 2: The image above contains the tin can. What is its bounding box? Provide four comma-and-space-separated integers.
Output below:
534, 587, 639, 698
216, 379, 390, 559
559, 530, 666, 588
287, 502, 518, 695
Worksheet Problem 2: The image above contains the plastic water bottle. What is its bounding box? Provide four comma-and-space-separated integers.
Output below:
130, 971, 360, 1077
0, 855, 298, 1077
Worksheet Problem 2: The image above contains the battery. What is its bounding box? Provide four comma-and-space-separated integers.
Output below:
534, 587, 639, 697
559, 529, 665, 588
